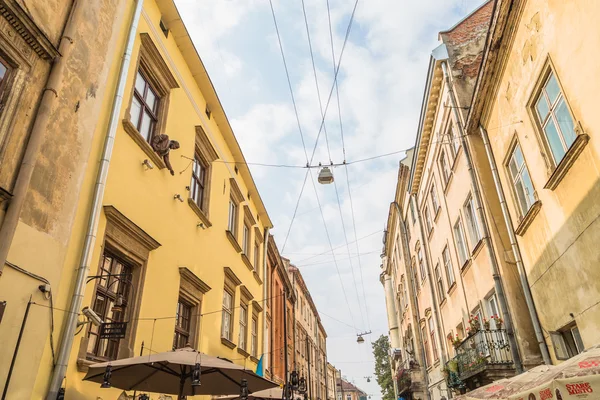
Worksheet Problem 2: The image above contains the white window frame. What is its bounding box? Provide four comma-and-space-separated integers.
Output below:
507, 141, 536, 217
424, 205, 433, 234
440, 150, 451, 185
221, 290, 233, 341
228, 198, 237, 235
454, 218, 468, 266
463, 195, 481, 250
442, 245, 455, 288
430, 184, 439, 213
239, 304, 248, 350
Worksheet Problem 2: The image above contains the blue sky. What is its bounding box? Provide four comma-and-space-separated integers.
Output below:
175, 0, 485, 397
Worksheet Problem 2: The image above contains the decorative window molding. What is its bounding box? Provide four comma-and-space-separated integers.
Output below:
254, 226, 264, 243
243, 205, 256, 226
224, 266, 242, 289
138, 33, 178, 94
103, 205, 161, 259
252, 300, 264, 313
195, 125, 218, 162
176, 267, 210, 350
229, 178, 245, 204
179, 266, 212, 296
240, 285, 254, 302
189, 125, 218, 218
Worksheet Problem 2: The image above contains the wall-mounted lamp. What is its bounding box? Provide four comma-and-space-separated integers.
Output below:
197, 222, 206, 229
174, 194, 184, 202
142, 159, 154, 170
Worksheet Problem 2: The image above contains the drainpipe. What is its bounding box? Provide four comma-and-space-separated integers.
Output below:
411, 195, 448, 365
441, 61, 523, 374
46, 1, 144, 398
0, 0, 85, 276
394, 201, 430, 400
479, 125, 552, 365
263, 227, 270, 376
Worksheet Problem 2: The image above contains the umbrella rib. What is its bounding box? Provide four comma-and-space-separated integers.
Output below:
146, 361, 181, 376
84, 363, 137, 380
216, 369, 243, 387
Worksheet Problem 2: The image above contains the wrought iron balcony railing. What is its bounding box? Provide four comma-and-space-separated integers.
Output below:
446, 329, 513, 381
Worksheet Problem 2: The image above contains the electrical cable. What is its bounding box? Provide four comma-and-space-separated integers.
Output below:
300, 0, 366, 330
296, 251, 379, 268
293, 229, 381, 264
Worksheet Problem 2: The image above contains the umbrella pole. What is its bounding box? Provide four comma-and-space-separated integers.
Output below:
179, 365, 187, 400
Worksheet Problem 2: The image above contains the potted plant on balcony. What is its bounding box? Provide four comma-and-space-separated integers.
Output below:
483, 317, 490, 330
491, 314, 503, 329
448, 333, 462, 348
468, 315, 481, 333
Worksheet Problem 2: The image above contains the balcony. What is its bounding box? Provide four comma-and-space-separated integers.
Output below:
396, 359, 424, 397
445, 329, 515, 391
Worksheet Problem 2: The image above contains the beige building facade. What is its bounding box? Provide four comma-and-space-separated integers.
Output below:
466, 0, 600, 364
382, 0, 600, 398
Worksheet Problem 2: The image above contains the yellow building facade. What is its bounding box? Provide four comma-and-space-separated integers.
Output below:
0, 0, 272, 398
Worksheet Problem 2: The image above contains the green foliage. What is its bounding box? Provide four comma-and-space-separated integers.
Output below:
372, 335, 394, 400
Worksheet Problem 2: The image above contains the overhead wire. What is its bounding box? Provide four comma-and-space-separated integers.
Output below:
268, 0, 362, 332
300, 0, 366, 330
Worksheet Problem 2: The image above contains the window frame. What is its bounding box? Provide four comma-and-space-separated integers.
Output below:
221, 289, 234, 342
251, 314, 258, 358
453, 218, 469, 267
429, 317, 439, 362
528, 64, 578, 168
434, 263, 445, 303
131, 69, 160, 143
430, 184, 439, 214
424, 205, 433, 234
439, 150, 451, 186
416, 244, 426, 282
505, 139, 537, 218
239, 303, 248, 351
422, 325, 431, 367
228, 198, 238, 236
190, 151, 208, 210
442, 245, 455, 288
463, 195, 482, 250
173, 297, 193, 350
550, 322, 585, 360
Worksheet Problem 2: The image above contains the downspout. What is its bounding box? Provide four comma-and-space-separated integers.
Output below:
411, 194, 448, 366
441, 61, 523, 373
46, 1, 144, 398
0, 0, 85, 276
394, 201, 430, 400
479, 125, 552, 365
262, 228, 270, 375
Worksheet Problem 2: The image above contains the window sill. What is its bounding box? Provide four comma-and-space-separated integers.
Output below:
241, 253, 254, 271
76, 357, 95, 372
447, 282, 457, 296
515, 200, 542, 236
221, 337, 237, 349
460, 259, 472, 274
451, 145, 463, 171
250, 356, 260, 364
444, 173, 454, 195
427, 227, 434, 241
253, 270, 263, 285
226, 230, 242, 253
471, 239, 485, 258
434, 207, 441, 222
439, 297, 447, 308
188, 198, 212, 228
122, 119, 166, 169
544, 134, 590, 190
237, 347, 250, 358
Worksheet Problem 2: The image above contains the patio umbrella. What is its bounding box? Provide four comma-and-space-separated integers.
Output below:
83, 347, 278, 397
216, 387, 304, 400
456, 345, 600, 399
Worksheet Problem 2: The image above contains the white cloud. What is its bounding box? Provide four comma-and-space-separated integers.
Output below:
176, 0, 486, 397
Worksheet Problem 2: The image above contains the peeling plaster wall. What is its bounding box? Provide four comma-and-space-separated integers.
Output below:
0, 1, 128, 398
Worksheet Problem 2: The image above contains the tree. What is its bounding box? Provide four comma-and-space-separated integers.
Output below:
372, 335, 394, 400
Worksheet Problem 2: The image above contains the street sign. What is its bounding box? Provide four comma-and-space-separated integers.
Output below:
99, 322, 128, 339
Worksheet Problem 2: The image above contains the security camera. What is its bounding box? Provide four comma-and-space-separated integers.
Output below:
82, 306, 104, 327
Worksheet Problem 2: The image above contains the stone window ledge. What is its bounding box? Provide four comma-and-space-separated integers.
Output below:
122, 119, 166, 169
471, 239, 485, 258
76, 357, 95, 372
221, 337, 236, 349
544, 134, 590, 190
460, 259, 472, 274
447, 282, 457, 296
241, 254, 253, 271
252, 270, 263, 285
187, 198, 212, 228
226, 230, 242, 253
237, 348, 250, 358
515, 201, 542, 236
250, 356, 260, 364
443, 173, 454, 195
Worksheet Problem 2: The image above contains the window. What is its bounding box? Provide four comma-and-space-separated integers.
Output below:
417, 246, 426, 282
429, 318, 439, 362
435, 264, 445, 302
87, 251, 133, 360
550, 323, 584, 360
532, 70, 577, 166
440, 151, 451, 185
130, 70, 159, 142
405, 218, 411, 242
422, 325, 431, 367
254, 241, 260, 269
487, 294, 500, 330
346, 395, 352, 400
173, 298, 192, 349
430, 185, 439, 213
411, 259, 419, 291
190, 153, 207, 209
447, 123, 460, 157
442, 246, 455, 288
251, 315, 258, 357
463, 196, 481, 249
401, 276, 408, 308
507, 142, 536, 216
239, 304, 248, 351
454, 219, 468, 266
410, 200, 416, 224
424, 206, 433, 234
242, 222, 251, 255
221, 290, 233, 341
228, 198, 238, 235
